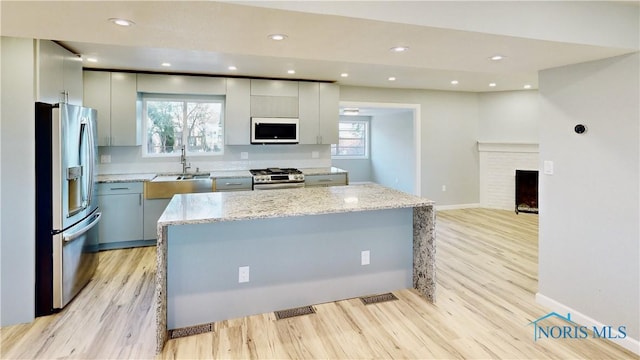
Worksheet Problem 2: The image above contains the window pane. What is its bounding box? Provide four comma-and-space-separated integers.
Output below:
333, 119, 368, 159
146, 100, 183, 154
185, 102, 223, 153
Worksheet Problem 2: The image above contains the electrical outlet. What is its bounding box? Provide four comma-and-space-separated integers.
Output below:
240, 152, 249, 160
544, 160, 554, 175
311, 151, 319, 159
361, 250, 370, 266
442, 185, 447, 192
100, 154, 111, 164
238, 266, 250, 283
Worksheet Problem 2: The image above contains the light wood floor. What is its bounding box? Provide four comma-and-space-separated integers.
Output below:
1, 209, 636, 359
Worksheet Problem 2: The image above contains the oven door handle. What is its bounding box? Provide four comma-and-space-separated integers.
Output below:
253, 183, 305, 190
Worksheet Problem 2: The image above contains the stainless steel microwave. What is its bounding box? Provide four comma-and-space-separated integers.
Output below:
250, 117, 299, 144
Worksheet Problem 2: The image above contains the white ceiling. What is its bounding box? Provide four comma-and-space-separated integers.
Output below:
1, 1, 638, 92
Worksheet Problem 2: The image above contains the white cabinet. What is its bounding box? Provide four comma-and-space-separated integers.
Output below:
299, 82, 339, 145
36, 40, 82, 105
250, 79, 299, 118
305, 174, 348, 187
83, 71, 140, 146
225, 78, 251, 145
97, 183, 144, 245
137, 74, 226, 95
143, 198, 171, 240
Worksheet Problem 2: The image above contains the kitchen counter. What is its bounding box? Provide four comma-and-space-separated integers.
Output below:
158, 183, 431, 225
154, 183, 435, 353
97, 173, 157, 183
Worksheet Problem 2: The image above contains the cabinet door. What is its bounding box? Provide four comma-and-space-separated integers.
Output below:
305, 174, 347, 187
36, 40, 64, 104
63, 53, 83, 106
298, 82, 320, 144
137, 74, 226, 95
225, 78, 251, 145
83, 71, 111, 146
318, 83, 339, 145
98, 193, 143, 243
143, 198, 171, 240
110, 72, 140, 146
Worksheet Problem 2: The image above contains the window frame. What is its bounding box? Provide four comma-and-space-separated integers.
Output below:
331, 118, 370, 160
141, 93, 225, 158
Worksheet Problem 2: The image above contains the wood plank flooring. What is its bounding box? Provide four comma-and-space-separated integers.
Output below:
1, 208, 636, 359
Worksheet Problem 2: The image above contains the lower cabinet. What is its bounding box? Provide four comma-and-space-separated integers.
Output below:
304, 174, 348, 187
213, 177, 252, 192
143, 198, 171, 240
97, 183, 145, 250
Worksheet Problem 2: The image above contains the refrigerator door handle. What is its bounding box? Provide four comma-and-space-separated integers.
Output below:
86, 117, 96, 207
63, 212, 101, 242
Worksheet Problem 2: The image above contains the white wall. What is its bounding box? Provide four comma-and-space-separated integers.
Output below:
340, 86, 479, 206
0, 37, 36, 325
538, 52, 639, 351
478, 90, 539, 143
371, 110, 414, 194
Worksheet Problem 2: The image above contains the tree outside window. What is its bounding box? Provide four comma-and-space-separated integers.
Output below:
331, 120, 369, 159
143, 94, 224, 156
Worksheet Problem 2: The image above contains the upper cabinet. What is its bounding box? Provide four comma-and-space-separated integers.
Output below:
225, 78, 251, 145
137, 74, 226, 95
83, 71, 140, 146
250, 79, 299, 118
299, 82, 339, 145
36, 40, 82, 105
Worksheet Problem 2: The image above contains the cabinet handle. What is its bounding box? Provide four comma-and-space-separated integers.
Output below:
139, 193, 142, 206
225, 182, 243, 186
317, 179, 332, 182
110, 187, 130, 190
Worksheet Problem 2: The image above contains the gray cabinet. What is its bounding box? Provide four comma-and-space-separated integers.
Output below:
299, 83, 339, 145
304, 174, 348, 187
83, 71, 140, 146
225, 78, 251, 145
36, 40, 82, 105
250, 79, 299, 118
143, 198, 171, 240
214, 177, 252, 192
97, 183, 144, 245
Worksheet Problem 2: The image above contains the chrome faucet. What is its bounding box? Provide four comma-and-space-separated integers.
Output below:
180, 145, 191, 174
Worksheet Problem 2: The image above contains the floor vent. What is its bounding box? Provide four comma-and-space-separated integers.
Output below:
168, 323, 213, 339
360, 292, 399, 305
275, 305, 316, 320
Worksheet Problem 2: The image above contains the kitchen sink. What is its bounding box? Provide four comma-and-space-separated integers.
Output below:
145, 174, 213, 199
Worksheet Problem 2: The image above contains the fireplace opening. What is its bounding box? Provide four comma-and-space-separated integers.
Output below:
515, 170, 538, 214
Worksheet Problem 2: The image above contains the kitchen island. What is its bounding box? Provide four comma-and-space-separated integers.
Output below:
155, 183, 435, 353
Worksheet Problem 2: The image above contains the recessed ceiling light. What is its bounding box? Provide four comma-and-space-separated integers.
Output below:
228, 66, 237, 71
85, 57, 98, 63
340, 73, 349, 78
108, 18, 134, 27
524, 84, 532, 89
490, 55, 505, 61
287, 69, 296, 74
489, 82, 497, 87
388, 77, 396, 81
161, 62, 171, 67
268, 34, 288, 41
450, 80, 459, 85
390, 46, 409, 53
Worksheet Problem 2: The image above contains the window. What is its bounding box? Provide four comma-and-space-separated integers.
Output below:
331, 119, 369, 159
142, 94, 224, 156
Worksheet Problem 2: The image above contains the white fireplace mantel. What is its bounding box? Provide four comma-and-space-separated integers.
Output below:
477, 142, 539, 153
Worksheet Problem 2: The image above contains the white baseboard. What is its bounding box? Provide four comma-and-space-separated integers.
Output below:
435, 203, 480, 211
536, 292, 640, 355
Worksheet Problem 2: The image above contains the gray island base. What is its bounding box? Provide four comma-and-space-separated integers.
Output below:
155, 184, 435, 353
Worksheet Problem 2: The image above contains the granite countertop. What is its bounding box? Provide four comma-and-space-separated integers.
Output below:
97, 173, 157, 183
301, 167, 347, 176
158, 183, 433, 227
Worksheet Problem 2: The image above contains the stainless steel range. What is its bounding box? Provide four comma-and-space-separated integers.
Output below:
250, 168, 305, 190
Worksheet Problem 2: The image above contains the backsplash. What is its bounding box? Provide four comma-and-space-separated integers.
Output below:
97, 145, 332, 174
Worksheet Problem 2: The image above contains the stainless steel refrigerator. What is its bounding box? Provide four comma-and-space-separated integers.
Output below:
35, 102, 101, 316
